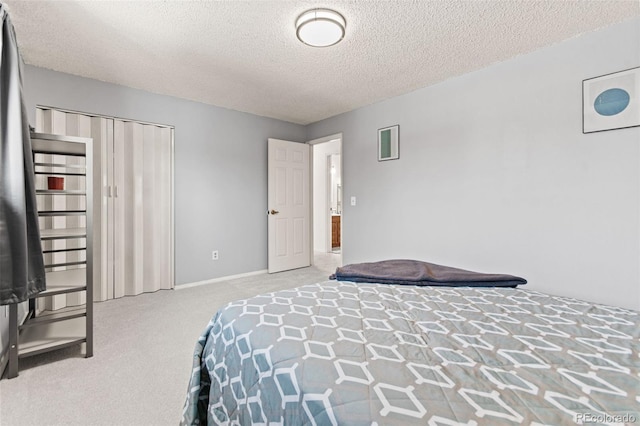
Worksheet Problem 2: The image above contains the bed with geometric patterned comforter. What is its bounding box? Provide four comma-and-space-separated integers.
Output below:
181, 280, 640, 425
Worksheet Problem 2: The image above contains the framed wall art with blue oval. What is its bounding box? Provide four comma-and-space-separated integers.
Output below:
583, 67, 639, 133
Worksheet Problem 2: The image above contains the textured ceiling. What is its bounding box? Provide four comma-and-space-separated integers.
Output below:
4, 1, 639, 125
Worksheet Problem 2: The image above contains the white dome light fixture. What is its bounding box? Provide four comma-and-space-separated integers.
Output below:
296, 8, 346, 47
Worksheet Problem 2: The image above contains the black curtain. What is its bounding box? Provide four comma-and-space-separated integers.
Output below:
0, 5, 45, 304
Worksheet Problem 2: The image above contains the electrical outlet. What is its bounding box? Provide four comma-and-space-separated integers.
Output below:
212, 250, 219, 261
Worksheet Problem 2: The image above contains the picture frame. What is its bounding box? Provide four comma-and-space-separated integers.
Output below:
583, 67, 639, 133
378, 125, 399, 161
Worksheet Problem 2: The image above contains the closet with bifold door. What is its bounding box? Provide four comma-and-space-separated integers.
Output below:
36, 107, 174, 306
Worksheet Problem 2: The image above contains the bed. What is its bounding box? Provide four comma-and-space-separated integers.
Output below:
182, 261, 640, 425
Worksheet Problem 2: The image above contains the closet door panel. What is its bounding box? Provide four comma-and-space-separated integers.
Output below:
141, 125, 173, 292
91, 116, 113, 302
131, 122, 145, 296
156, 126, 168, 290
114, 120, 173, 296
142, 124, 157, 293
63, 113, 92, 306
113, 120, 124, 298
113, 121, 129, 297
105, 119, 115, 301
157, 127, 173, 290
114, 121, 145, 297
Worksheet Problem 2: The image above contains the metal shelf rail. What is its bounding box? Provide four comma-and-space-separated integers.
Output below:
6, 133, 94, 379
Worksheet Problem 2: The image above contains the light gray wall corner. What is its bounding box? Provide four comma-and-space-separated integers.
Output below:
307, 18, 640, 310
21, 65, 306, 285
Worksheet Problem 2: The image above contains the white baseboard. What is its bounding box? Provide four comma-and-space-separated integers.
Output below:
176, 269, 268, 290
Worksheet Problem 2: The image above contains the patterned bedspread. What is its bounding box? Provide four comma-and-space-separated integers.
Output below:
182, 281, 640, 425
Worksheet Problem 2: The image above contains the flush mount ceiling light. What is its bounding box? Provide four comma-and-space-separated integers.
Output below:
296, 8, 346, 47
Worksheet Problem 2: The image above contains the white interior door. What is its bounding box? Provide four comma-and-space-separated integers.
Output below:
268, 138, 310, 273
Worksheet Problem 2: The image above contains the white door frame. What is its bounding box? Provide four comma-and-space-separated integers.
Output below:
308, 133, 343, 265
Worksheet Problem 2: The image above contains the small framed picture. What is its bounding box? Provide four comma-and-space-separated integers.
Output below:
378, 125, 399, 161
583, 67, 639, 133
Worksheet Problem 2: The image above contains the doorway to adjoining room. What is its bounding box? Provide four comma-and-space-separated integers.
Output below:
328, 153, 341, 253
311, 135, 342, 268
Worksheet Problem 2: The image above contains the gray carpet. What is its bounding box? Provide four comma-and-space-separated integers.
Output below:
0, 253, 341, 426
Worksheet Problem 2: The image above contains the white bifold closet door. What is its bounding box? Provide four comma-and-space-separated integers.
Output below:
112, 120, 173, 297
36, 108, 174, 306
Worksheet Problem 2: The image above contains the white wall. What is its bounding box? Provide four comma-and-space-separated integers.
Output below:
313, 139, 341, 252
307, 18, 640, 310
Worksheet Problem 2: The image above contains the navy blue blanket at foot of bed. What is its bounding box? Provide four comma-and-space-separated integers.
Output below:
330, 259, 527, 287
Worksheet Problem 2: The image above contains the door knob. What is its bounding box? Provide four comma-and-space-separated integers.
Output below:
270, 209, 280, 215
